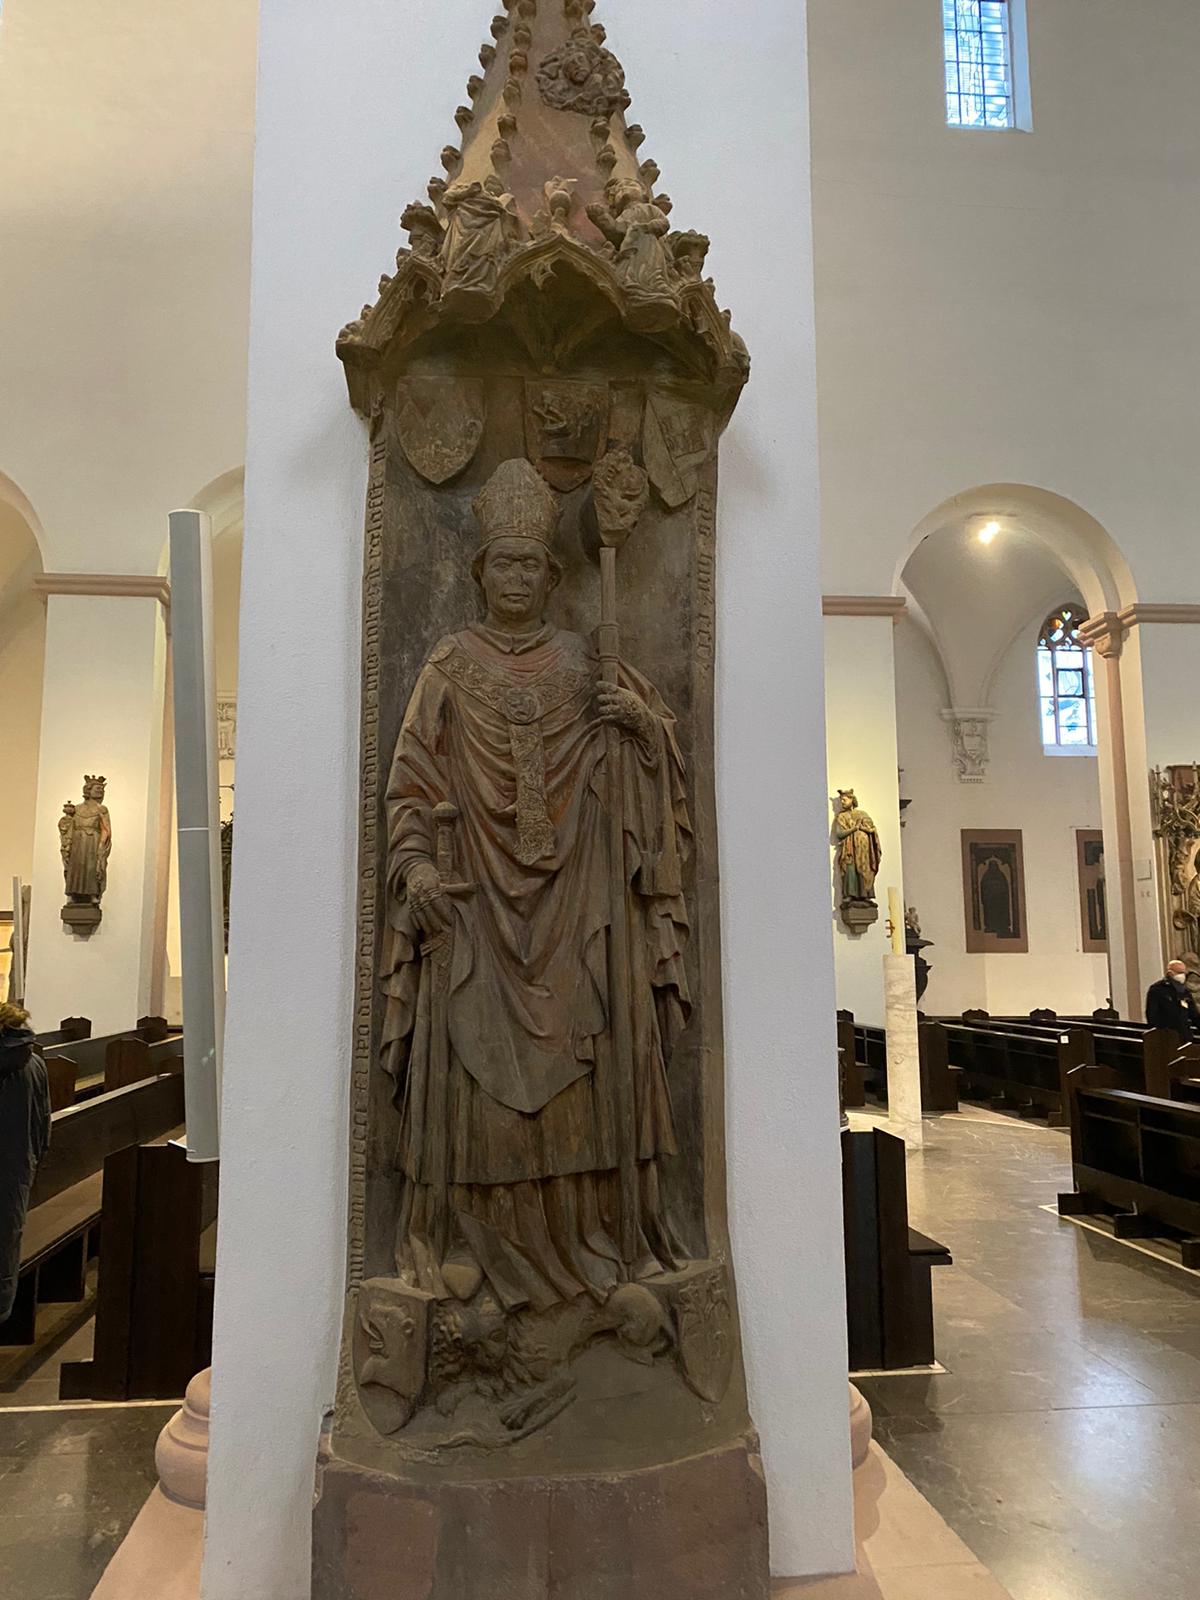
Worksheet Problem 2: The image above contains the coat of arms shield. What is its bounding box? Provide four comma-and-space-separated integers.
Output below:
524, 379, 610, 492
354, 1277, 434, 1436
642, 391, 714, 509
394, 377, 485, 485
673, 1262, 734, 1404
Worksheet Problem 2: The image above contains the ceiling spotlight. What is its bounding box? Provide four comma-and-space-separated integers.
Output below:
978, 520, 1000, 545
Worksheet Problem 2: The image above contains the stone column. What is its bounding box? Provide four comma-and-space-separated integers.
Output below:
1080, 610, 1159, 1019
23, 575, 171, 1035
883, 952, 923, 1147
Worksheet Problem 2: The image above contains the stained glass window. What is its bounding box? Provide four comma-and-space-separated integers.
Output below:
1038, 605, 1097, 754
944, 0, 1015, 130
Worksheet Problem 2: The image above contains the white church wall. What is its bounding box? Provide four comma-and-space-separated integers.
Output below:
809, 0, 1200, 610
0, 573, 46, 897
896, 617, 1109, 1018
0, 0, 255, 575
205, 1, 851, 1594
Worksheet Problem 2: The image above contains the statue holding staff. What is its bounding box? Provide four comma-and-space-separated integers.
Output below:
379, 458, 692, 1324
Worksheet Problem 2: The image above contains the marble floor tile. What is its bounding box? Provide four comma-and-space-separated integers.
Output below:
861, 1111, 1200, 1600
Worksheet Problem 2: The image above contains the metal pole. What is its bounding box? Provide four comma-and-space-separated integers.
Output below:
168, 509, 224, 1162
10, 876, 25, 1003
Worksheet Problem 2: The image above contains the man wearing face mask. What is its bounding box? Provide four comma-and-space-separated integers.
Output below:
1145, 960, 1200, 1041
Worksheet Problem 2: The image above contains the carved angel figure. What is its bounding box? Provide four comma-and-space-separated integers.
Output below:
586, 179, 677, 307
60, 777, 112, 905
440, 177, 520, 297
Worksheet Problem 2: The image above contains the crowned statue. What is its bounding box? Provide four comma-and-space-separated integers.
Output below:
59, 775, 112, 931
833, 788, 881, 905
380, 459, 692, 1335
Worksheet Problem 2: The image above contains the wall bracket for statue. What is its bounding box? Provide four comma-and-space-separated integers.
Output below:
315, 5, 765, 1598
58, 776, 111, 933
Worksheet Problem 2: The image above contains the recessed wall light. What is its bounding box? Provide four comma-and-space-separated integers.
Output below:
978, 520, 1000, 545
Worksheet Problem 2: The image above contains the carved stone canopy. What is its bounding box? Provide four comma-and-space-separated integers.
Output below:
337, 0, 747, 419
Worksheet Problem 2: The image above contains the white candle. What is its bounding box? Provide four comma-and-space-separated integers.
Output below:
888, 887, 904, 956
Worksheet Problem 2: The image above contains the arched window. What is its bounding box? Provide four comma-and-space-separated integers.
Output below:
943, 1, 1030, 131
1037, 604, 1097, 754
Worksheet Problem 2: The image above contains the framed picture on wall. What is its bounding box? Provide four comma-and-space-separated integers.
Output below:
961, 829, 1029, 954
1076, 828, 1108, 953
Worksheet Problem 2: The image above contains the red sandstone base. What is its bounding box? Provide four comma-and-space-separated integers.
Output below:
312, 1437, 769, 1600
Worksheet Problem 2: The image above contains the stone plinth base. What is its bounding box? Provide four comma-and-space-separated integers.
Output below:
312, 1437, 769, 1600
61, 900, 102, 930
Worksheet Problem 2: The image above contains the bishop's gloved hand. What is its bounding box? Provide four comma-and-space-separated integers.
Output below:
595, 683, 651, 736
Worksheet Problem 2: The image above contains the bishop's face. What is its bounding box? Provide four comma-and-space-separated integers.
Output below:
481, 537, 554, 630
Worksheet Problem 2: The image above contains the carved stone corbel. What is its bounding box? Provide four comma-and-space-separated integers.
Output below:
940, 708, 997, 784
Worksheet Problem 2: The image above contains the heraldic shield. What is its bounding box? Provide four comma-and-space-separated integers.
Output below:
394, 377, 485, 485
354, 1278, 434, 1436
524, 378, 610, 492
673, 1262, 736, 1405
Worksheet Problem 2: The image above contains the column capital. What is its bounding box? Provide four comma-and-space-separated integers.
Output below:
34, 572, 170, 608
1078, 610, 1127, 659
822, 595, 907, 620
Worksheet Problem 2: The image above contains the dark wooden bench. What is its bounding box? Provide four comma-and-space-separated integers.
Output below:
944, 1021, 1090, 1123
843, 1126, 952, 1369
1059, 1066, 1200, 1262
34, 1016, 91, 1049
0, 1072, 187, 1348
42, 1017, 179, 1106
838, 1014, 960, 1114
61, 1139, 217, 1401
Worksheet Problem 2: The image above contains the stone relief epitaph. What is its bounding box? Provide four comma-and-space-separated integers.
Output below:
317, 4, 766, 1595
59, 776, 111, 932
1152, 765, 1200, 981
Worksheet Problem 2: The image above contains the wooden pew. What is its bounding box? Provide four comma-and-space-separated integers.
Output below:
0, 1072, 186, 1347
42, 1017, 179, 1105
841, 1017, 960, 1114
104, 1031, 184, 1092
943, 1021, 1090, 1123
842, 1126, 953, 1369
837, 1010, 866, 1109
34, 1016, 92, 1049
1059, 1065, 1200, 1260
61, 1140, 217, 1401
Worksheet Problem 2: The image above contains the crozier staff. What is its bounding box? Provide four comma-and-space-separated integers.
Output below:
380, 458, 692, 1314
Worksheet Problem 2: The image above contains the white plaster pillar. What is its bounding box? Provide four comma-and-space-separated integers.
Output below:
205, 2, 852, 1594
23, 578, 170, 1035
1082, 610, 1161, 1019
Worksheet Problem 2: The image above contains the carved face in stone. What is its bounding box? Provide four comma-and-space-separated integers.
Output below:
84, 779, 106, 803
479, 537, 557, 628
562, 41, 594, 85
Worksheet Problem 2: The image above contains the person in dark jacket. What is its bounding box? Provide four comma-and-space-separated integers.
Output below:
0, 1002, 51, 1323
1145, 961, 1200, 1043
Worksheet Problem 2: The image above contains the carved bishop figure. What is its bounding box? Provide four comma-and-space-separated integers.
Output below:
381, 459, 691, 1318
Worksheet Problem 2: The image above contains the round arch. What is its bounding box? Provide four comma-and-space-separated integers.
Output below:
893, 483, 1137, 617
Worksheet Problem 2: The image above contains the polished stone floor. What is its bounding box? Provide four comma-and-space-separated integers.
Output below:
0, 1311, 174, 1600
854, 1107, 1200, 1600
